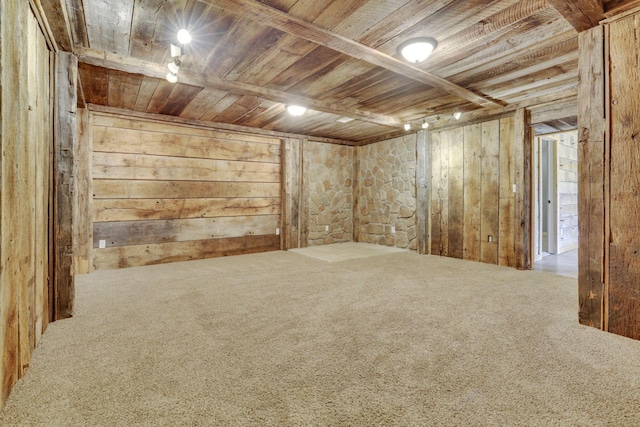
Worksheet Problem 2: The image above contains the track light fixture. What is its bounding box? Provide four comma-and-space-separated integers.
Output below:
167, 30, 191, 83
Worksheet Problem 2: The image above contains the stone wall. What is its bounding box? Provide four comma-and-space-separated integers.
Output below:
356, 135, 417, 249
304, 141, 354, 246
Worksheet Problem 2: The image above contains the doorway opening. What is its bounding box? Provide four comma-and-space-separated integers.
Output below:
532, 130, 578, 277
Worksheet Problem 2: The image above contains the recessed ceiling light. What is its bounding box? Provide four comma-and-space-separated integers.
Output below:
177, 29, 192, 44
398, 37, 437, 63
166, 72, 178, 83
287, 105, 307, 116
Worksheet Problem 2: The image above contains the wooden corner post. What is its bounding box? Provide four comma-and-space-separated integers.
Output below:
53, 51, 78, 320
514, 108, 532, 270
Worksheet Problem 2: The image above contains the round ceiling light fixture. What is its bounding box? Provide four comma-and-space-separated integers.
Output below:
177, 29, 192, 44
287, 105, 307, 116
398, 37, 437, 63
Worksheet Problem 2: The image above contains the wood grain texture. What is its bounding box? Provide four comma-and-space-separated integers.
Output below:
447, 127, 464, 259
607, 14, 640, 339
74, 108, 92, 274
1, 2, 53, 408
463, 124, 482, 262
577, 26, 605, 328
90, 112, 282, 269
93, 235, 280, 270
416, 130, 430, 254
281, 138, 302, 250
547, 0, 604, 32
480, 120, 500, 265
498, 117, 516, 267
53, 51, 77, 320
514, 108, 532, 270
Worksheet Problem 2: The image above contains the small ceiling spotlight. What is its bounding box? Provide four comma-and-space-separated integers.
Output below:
453, 111, 462, 120
177, 29, 192, 45
404, 123, 411, 131
170, 44, 182, 58
287, 105, 307, 116
167, 59, 181, 74
398, 37, 437, 63
166, 72, 178, 84
422, 120, 429, 129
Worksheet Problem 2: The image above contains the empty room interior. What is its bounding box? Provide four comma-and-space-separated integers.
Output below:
1, 0, 640, 425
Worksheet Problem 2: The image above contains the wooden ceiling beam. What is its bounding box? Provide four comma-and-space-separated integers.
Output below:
200, 0, 502, 109
546, 0, 605, 32
75, 47, 402, 128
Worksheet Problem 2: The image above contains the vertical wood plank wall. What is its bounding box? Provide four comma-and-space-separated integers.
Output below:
0, 2, 53, 407
607, 13, 640, 339
579, 14, 640, 340
429, 117, 520, 267
88, 113, 282, 269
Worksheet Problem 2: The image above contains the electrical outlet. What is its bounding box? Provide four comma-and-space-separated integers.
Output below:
99, 239, 106, 249
391, 226, 396, 233
512, 184, 517, 193
488, 235, 493, 243
275, 228, 280, 235
325, 225, 329, 231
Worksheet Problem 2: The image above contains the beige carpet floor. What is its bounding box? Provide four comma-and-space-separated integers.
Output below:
1, 250, 639, 426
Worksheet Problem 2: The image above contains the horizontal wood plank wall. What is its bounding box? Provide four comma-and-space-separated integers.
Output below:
430, 117, 518, 267
0, 3, 53, 408
90, 113, 281, 269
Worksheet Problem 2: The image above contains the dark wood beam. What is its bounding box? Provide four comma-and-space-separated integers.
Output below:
201, 0, 502, 108
75, 47, 403, 128
547, 0, 605, 32
33, 0, 73, 51
603, 0, 640, 18
87, 104, 356, 146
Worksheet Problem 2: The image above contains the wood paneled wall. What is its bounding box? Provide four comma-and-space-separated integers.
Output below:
429, 117, 521, 267
86, 112, 281, 269
0, 1, 53, 407
579, 14, 640, 340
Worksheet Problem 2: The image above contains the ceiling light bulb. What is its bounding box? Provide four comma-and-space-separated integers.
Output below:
287, 105, 306, 116
453, 111, 462, 120
177, 29, 192, 44
422, 121, 429, 129
167, 61, 180, 74
404, 123, 411, 131
166, 72, 178, 84
398, 37, 437, 63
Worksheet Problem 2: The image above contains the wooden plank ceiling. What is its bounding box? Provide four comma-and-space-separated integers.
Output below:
58, 0, 637, 143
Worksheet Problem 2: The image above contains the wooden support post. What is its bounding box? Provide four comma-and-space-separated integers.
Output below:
299, 139, 309, 248
577, 25, 606, 329
353, 146, 360, 243
74, 108, 93, 274
416, 130, 431, 254
281, 138, 302, 250
53, 51, 78, 320
514, 108, 532, 270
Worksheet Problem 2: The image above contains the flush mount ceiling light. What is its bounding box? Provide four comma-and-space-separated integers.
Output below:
287, 105, 307, 116
422, 119, 429, 129
398, 37, 437, 63
453, 111, 462, 120
177, 29, 192, 45
404, 123, 411, 131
